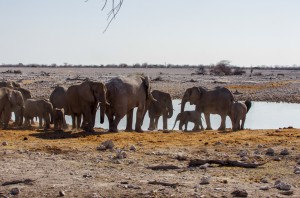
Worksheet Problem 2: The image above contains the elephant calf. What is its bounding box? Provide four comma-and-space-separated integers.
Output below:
230, 100, 252, 131
24, 99, 53, 129
53, 108, 65, 130
172, 111, 204, 132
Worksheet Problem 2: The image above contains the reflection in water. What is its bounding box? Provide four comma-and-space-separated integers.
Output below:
63, 100, 300, 130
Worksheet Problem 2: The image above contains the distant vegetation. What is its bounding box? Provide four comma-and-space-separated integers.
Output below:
1, 62, 300, 70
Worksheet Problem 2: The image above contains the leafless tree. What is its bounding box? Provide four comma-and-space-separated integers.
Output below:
86, 0, 124, 32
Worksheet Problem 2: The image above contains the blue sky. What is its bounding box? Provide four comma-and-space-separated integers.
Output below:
0, 0, 300, 66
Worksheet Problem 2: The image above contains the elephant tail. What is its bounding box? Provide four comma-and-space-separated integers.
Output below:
245, 100, 252, 113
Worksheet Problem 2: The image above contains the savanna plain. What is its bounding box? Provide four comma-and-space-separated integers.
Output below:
0, 67, 300, 197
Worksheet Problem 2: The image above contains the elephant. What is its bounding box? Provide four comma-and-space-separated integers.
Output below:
0, 87, 24, 129
49, 86, 68, 129
145, 90, 173, 131
172, 110, 203, 131
0, 81, 21, 89
24, 99, 53, 129
230, 100, 252, 131
105, 75, 156, 132
13, 87, 32, 125
181, 86, 234, 130
53, 108, 64, 130
66, 81, 108, 132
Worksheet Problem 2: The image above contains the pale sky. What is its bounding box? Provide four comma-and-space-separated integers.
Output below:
1, 0, 300, 67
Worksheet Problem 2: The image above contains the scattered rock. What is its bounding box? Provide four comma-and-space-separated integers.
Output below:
261, 178, 268, 183
2, 141, 8, 146
259, 186, 270, 191
115, 149, 127, 159
297, 159, 300, 165
294, 167, 300, 174
200, 176, 210, 185
97, 140, 114, 151
275, 129, 282, 132
129, 145, 136, 151
175, 154, 188, 161
240, 156, 249, 161
231, 189, 248, 197
280, 148, 289, 155
214, 141, 223, 146
253, 150, 261, 155
59, 190, 65, 196
23, 137, 28, 141
273, 156, 281, 161
238, 150, 248, 157
83, 173, 93, 178
274, 180, 291, 191
11, 188, 20, 195
257, 144, 264, 148
265, 148, 275, 156
279, 191, 294, 196
199, 163, 210, 169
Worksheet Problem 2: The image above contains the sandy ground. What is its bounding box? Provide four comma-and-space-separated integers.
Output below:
0, 67, 300, 197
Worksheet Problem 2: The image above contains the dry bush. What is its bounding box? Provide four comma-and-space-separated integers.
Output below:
210, 64, 232, 76
233, 67, 246, 75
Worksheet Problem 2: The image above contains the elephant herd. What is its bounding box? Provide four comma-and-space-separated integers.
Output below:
0, 76, 251, 132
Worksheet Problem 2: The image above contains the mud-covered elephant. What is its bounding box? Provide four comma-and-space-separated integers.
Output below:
145, 90, 173, 130
181, 86, 234, 130
230, 100, 252, 131
24, 99, 53, 129
50, 86, 68, 129
53, 108, 64, 130
0, 87, 24, 129
172, 110, 203, 131
0, 81, 21, 89
66, 81, 108, 132
106, 75, 156, 132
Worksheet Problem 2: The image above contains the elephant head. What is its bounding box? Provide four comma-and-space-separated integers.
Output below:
79, 81, 109, 124
141, 76, 156, 102
181, 87, 205, 113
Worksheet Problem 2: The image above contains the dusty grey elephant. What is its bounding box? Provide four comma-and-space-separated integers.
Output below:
13, 87, 32, 125
181, 86, 234, 130
105, 75, 156, 132
66, 81, 108, 132
0, 81, 21, 89
0, 87, 24, 129
172, 110, 203, 131
145, 90, 173, 131
230, 100, 252, 131
24, 99, 53, 129
49, 86, 68, 129
53, 108, 64, 130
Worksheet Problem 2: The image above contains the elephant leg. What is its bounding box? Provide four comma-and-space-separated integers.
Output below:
148, 117, 155, 131
44, 113, 50, 129
110, 115, 122, 133
204, 113, 212, 130
77, 114, 82, 130
192, 121, 200, 131
125, 109, 133, 132
63, 117, 68, 129
184, 121, 188, 132
135, 105, 145, 132
241, 117, 246, 130
218, 114, 226, 131
162, 113, 168, 130
155, 116, 160, 130
38, 116, 43, 128
71, 114, 76, 129
179, 120, 184, 131
2, 108, 11, 129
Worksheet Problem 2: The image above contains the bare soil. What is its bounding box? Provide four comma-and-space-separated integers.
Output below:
0, 67, 300, 197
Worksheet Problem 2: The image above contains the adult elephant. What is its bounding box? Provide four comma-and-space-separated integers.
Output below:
106, 75, 156, 132
50, 86, 68, 128
66, 81, 108, 132
145, 90, 173, 131
181, 86, 234, 130
0, 87, 24, 129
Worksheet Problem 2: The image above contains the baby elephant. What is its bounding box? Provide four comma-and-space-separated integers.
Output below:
172, 110, 204, 131
24, 99, 53, 129
53, 108, 65, 130
230, 100, 252, 131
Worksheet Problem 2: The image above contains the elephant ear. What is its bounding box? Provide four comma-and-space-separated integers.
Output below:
78, 82, 95, 103
8, 91, 17, 106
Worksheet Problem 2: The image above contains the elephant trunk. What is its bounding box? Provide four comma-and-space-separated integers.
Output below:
245, 100, 252, 113
180, 98, 188, 113
167, 99, 173, 118
99, 102, 106, 124
172, 120, 178, 130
